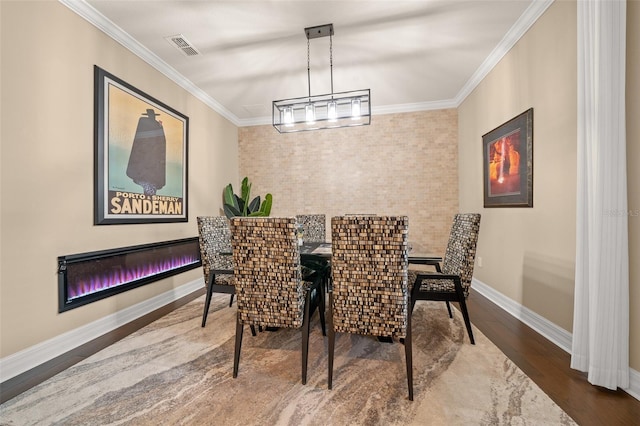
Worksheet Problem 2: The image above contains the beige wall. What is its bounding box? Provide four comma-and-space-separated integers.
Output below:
459, 0, 639, 371
626, 0, 640, 372
0, 1, 238, 357
238, 110, 459, 255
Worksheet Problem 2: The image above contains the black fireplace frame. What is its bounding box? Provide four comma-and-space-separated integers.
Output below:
58, 237, 201, 312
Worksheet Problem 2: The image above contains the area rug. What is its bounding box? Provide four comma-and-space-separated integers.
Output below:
0, 294, 576, 425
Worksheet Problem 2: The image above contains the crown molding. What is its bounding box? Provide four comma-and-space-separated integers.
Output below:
237, 115, 273, 128
373, 99, 459, 115
59, 0, 241, 126
60, 0, 553, 128
454, 0, 555, 105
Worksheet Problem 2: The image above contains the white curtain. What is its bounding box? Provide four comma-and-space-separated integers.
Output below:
572, 0, 629, 390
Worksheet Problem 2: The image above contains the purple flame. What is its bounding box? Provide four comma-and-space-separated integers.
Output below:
66, 253, 198, 300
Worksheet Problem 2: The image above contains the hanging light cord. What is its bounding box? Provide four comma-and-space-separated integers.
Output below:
307, 37, 311, 101
307, 30, 334, 99
330, 33, 334, 95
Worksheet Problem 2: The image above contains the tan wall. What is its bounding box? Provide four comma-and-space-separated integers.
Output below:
0, 1, 238, 357
459, 0, 639, 371
238, 110, 459, 255
626, 0, 640, 372
459, 0, 577, 331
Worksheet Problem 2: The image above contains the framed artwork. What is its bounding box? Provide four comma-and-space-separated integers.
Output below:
482, 108, 533, 208
94, 66, 189, 224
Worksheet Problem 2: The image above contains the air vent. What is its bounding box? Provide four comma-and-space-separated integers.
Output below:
164, 34, 200, 56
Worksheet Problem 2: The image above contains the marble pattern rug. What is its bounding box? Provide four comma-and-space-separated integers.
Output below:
0, 295, 576, 425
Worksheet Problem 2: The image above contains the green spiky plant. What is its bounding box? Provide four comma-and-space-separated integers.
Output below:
223, 177, 272, 219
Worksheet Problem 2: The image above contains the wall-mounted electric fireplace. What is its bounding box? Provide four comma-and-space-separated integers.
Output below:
58, 237, 201, 312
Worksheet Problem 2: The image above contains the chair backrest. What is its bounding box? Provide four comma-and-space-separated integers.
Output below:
230, 217, 305, 329
197, 216, 233, 287
441, 213, 481, 297
330, 215, 409, 338
295, 214, 326, 242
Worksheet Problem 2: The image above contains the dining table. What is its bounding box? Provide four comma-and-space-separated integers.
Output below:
300, 241, 442, 264
299, 241, 443, 291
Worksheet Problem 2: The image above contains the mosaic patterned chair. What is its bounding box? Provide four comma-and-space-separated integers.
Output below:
295, 214, 326, 242
408, 213, 481, 344
328, 215, 413, 401
296, 214, 331, 291
196, 216, 240, 328
230, 217, 326, 384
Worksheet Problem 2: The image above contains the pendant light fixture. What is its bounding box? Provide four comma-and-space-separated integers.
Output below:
272, 23, 371, 133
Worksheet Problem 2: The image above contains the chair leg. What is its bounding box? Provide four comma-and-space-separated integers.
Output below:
229, 293, 234, 307
458, 297, 475, 345
201, 277, 215, 328
318, 282, 327, 336
445, 301, 453, 318
233, 313, 244, 378
324, 266, 332, 293
301, 291, 312, 385
250, 325, 257, 336
410, 279, 420, 313
405, 303, 414, 401
327, 293, 335, 390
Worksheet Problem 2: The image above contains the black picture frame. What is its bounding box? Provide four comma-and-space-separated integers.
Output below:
94, 65, 189, 224
482, 108, 533, 208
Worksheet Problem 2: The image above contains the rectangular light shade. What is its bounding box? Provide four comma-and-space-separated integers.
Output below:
273, 89, 370, 133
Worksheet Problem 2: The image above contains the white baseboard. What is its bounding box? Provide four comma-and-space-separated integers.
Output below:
0, 279, 203, 383
629, 370, 640, 401
472, 277, 640, 402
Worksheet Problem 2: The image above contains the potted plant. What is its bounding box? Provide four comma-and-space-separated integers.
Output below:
223, 176, 272, 218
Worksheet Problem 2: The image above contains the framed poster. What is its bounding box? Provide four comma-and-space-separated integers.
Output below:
94, 66, 188, 224
482, 108, 533, 208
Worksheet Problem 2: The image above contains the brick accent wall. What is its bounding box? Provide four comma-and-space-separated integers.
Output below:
238, 109, 459, 255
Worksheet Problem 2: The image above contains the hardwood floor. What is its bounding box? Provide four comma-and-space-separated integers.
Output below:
0, 289, 207, 405
2, 289, 639, 425
467, 291, 640, 426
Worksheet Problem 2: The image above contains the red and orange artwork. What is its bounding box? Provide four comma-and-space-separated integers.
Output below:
488, 131, 521, 196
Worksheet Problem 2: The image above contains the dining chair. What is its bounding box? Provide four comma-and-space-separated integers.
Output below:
196, 216, 237, 328
328, 215, 413, 400
295, 214, 326, 242
408, 213, 481, 344
296, 214, 331, 292
229, 217, 326, 384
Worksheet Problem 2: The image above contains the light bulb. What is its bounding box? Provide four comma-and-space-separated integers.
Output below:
327, 101, 337, 121
305, 103, 316, 123
283, 106, 293, 126
351, 98, 361, 119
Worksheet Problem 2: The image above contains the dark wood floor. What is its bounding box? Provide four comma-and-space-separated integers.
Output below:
467, 291, 640, 425
2, 289, 639, 425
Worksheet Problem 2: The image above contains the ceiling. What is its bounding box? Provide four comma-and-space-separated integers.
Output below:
63, 0, 552, 127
